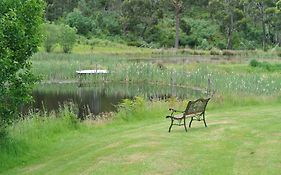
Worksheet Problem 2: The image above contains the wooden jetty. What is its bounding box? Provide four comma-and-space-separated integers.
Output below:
76, 70, 109, 85
76, 70, 109, 74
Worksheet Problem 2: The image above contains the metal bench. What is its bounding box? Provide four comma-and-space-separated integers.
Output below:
166, 98, 210, 132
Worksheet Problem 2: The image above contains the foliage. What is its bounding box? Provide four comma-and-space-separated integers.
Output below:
116, 97, 145, 121
42, 23, 77, 53
40, 0, 281, 50
65, 9, 94, 36
152, 19, 175, 47
250, 59, 259, 67
0, 0, 44, 137
42, 23, 59, 52
95, 11, 122, 36
249, 59, 281, 71
182, 18, 225, 49
45, 0, 78, 21
121, 0, 163, 43
210, 48, 222, 55
58, 24, 77, 53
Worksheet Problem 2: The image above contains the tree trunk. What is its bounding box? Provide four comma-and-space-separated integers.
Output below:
175, 6, 180, 49
141, 24, 147, 39
277, 32, 281, 47
262, 17, 266, 50
226, 28, 232, 49
226, 12, 233, 49
258, 2, 266, 50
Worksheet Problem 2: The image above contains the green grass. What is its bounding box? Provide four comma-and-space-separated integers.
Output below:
1, 99, 281, 175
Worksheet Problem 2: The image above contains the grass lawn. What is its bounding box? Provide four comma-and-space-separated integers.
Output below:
2, 103, 281, 175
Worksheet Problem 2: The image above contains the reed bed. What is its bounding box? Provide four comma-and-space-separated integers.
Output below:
32, 52, 281, 97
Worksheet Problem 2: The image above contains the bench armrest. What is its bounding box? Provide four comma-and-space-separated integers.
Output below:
169, 108, 184, 113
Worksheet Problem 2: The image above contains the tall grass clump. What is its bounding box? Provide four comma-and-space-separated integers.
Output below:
0, 104, 81, 172
115, 97, 169, 122
249, 59, 281, 71
196, 66, 281, 95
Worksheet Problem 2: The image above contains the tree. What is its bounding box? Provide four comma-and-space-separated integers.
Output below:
45, 0, 79, 21
66, 9, 94, 36
163, 0, 194, 49
121, 0, 163, 42
242, 0, 280, 50
0, 0, 44, 137
209, 0, 245, 49
278, 0, 281, 10
43, 23, 59, 52
59, 24, 77, 53
172, 0, 183, 49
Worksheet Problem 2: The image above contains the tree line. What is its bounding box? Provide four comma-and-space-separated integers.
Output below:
44, 0, 281, 50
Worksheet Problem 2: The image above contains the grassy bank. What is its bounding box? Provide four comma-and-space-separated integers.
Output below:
1, 98, 281, 174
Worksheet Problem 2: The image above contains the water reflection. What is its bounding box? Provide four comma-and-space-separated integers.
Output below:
28, 83, 203, 118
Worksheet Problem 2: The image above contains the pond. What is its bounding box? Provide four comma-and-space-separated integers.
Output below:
25, 83, 204, 118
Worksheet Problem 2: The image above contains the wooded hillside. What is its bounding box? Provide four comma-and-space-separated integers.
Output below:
45, 0, 281, 50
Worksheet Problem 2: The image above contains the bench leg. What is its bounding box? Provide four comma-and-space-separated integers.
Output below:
184, 118, 187, 132
168, 119, 174, 132
189, 117, 193, 128
203, 113, 207, 127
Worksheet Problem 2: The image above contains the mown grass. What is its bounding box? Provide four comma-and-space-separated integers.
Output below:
1, 98, 281, 175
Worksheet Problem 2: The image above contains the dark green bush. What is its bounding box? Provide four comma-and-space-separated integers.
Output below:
66, 9, 94, 36
250, 59, 259, 67
250, 59, 281, 71
183, 18, 224, 49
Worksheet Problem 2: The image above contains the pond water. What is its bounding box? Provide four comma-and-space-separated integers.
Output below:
25, 83, 204, 118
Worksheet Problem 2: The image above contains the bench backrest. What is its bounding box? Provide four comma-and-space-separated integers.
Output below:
184, 98, 210, 116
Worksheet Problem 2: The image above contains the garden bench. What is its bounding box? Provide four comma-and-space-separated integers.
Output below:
166, 98, 210, 132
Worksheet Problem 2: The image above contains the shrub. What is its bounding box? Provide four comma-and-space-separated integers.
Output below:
193, 50, 208, 55
0, 0, 44, 138
65, 9, 94, 36
249, 59, 281, 71
58, 24, 77, 53
42, 23, 59, 52
116, 97, 145, 121
183, 18, 224, 49
250, 59, 259, 67
222, 50, 236, 56
58, 103, 79, 129
210, 48, 222, 55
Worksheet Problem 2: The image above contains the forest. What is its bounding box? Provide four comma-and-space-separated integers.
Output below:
45, 0, 281, 50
